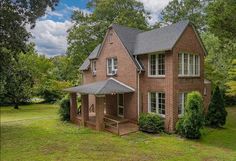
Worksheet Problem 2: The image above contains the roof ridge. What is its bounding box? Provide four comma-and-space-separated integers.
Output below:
137, 20, 190, 36
111, 23, 144, 33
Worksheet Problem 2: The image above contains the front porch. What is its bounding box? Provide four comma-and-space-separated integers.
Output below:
64, 78, 138, 135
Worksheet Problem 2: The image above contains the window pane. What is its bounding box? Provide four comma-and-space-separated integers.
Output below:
150, 55, 156, 75
178, 94, 183, 115
178, 53, 183, 75
184, 53, 188, 75
113, 58, 117, 70
150, 92, 156, 113
158, 54, 165, 75
195, 55, 199, 75
107, 59, 112, 74
158, 93, 165, 115
118, 94, 123, 106
189, 55, 193, 75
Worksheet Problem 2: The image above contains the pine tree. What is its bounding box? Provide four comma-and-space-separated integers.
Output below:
206, 86, 228, 127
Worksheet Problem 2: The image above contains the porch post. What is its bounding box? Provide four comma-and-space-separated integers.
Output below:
70, 92, 77, 123
95, 96, 105, 131
81, 94, 89, 126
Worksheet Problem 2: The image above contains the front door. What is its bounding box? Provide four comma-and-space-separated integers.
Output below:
117, 94, 124, 117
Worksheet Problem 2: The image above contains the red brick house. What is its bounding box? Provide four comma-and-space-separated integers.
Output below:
65, 20, 211, 135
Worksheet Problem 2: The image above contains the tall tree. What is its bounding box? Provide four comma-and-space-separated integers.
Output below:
0, 0, 59, 94
206, 0, 236, 42
157, 0, 208, 30
225, 59, 236, 97
67, 0, 149, 68
206, 86, 227, 127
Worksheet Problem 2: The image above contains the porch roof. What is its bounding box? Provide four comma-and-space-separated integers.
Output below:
64, 78, 135, 94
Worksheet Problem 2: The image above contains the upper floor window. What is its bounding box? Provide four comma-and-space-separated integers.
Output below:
148, 92, 165, 117
178, 53, 200, 76
178, 92, 187, 117
149, 53, 165, 77
91, 61, 96, 76
107, 57, 117, 75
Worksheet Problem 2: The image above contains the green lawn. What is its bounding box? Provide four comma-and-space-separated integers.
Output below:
1, 104, 236, 161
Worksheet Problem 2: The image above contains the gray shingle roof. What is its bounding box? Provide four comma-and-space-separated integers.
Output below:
79, 58, 90, 71
112, 24, 143, 54
88, 44, 101, 59
133, 20, 189, 55
64, 78, 135, 94
79, 20, 196, 70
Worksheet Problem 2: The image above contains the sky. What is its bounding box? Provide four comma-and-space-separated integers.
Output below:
29, 0, 171, 57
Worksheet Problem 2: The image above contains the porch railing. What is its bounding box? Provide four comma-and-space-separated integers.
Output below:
104, 116, 120, 135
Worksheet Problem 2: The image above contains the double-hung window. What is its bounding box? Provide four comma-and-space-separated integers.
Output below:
91, 61, 96, 76
149, 53, 165, 77
178, 53, 200, 76
178, 92, 187, 116
148, 92, 165, 117
107, 58, 117, 75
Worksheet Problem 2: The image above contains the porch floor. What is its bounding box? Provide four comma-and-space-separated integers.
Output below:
76, 113, 139, 135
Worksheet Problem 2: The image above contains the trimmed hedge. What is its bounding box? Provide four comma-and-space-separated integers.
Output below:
139, 113, 164, 133
58, 96, 70, 121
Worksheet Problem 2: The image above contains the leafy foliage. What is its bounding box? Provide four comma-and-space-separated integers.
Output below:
176, 91, 204, 139
139, 113, 164, 133
59, 96, 70, 121
225, 59, 236, 97
67, 0, 149, 68
206, 86, 228, 127
156, 0, 207, 30
206, 0, 236, 42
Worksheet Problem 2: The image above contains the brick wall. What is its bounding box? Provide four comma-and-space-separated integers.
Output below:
82, 28, 138, 121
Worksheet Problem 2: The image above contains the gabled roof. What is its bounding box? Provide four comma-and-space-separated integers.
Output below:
133, 21, 189, 55
79, 57, 90, 71
80, 20, 207, 71
88, 44, 101, 59
64, 78, 135, 94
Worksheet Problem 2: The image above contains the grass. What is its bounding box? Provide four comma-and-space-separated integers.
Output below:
1, 104, 236, 161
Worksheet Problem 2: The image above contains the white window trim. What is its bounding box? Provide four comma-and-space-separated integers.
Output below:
178, 53, 200, 77
148, 92, 165, 118
107, 58, 117, 76
148, 53, 165, 78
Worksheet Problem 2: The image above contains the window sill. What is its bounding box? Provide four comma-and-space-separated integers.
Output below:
178, 75, 200, 78
107, 74, 117, 77
148, 75, 165, 78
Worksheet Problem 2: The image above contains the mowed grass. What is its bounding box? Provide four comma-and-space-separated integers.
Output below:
1, 104, 236, 161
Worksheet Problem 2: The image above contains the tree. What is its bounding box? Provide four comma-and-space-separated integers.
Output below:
206, 0, 236, 42
156, 0, 208, 30
225, 59, 236, 97
0, 0, 59, 94
67, 0, 149, 68
206, 86, 227, 127
3, 61, 34, 109
176, 91, 204, 139
203, 33, 236, 90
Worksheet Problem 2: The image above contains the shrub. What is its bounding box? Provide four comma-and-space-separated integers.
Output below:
206, 86, 227, 127
139, 113, 164, 133
59, 96, 70, 121
176, 91, 204, 139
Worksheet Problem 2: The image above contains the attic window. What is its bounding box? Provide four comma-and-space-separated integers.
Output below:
108, 33, 113, 43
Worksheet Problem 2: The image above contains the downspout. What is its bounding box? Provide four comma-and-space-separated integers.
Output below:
135, 56, 142, 119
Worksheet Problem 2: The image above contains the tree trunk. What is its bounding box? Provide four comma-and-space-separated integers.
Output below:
14, 103, 19, 109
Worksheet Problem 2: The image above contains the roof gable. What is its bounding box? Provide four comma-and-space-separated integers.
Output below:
133, 20, 189, 55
